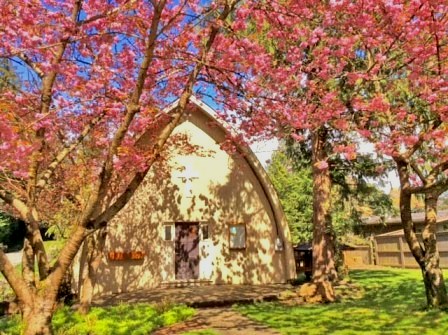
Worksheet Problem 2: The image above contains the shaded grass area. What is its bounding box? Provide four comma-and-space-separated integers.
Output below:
0, 303, 195, 335
236, 269, 448, 335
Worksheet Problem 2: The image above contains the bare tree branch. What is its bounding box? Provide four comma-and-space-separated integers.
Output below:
410, 161, 427, 185
0, 189, 32, 221
17, 53, 45, 79
77, 0, 137, 26
428, 158, 448, 181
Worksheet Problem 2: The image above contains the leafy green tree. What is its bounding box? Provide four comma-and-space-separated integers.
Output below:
268, 151, 313, 244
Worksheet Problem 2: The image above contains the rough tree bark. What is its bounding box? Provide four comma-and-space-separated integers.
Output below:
326, 227, 338, 282
22, 298, 54, 335
422, 192, 448, 307
311, 127, 336, 302
21, 226, 88, 335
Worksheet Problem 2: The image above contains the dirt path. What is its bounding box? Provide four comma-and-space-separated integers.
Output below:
152, 307, 281, 335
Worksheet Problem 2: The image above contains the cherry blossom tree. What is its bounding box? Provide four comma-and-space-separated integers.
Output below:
202, 0, 447, 306
344, 0, 448, 307
0, 1, 240, 333
1, 6, 446, 335
203, 0, 365, 302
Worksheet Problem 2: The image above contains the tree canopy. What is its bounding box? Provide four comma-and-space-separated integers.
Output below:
0, 1, 242, 333
1, 0, 448, 331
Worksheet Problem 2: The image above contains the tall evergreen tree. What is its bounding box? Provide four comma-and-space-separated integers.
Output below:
268, 142, 395, 244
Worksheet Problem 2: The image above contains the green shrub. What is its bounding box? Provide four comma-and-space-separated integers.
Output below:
0, 314, 22, 335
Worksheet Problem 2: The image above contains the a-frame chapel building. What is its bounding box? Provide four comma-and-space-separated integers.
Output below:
74, 96, 296, 296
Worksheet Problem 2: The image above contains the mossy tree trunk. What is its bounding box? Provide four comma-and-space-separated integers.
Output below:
421, 192, 448, 307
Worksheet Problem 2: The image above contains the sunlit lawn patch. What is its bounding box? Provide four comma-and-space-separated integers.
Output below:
236, 269, 448, 335
0, 303, 195, 335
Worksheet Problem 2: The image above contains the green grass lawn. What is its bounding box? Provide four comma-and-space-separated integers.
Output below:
236, 268, 448, 335
0, 303, 195, 335
1, 240, 196, 334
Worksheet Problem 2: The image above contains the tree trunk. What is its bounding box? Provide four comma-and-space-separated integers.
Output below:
397, 162, 425, 262
79, 228, 107, 313
422, 264, 447, 308
23, 312, 53, 335
22, 238, 36, 289
16, 227, 89, 335
396, 158, 448, 308
22, 299, 55, 335
421, 193, 448, 308
326, 228, 338, 282
311, 128, 336, 302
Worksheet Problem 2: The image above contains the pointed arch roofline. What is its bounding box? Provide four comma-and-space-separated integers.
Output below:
166, 95, 296, 280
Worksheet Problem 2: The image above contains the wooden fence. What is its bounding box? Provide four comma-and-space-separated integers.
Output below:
374, 231, 448, 268
342, 246, 372, 268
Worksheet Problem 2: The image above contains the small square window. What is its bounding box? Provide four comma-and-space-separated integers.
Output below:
229, 224, 246, 250
164, 225, 172, 241
201, 224, 209, 240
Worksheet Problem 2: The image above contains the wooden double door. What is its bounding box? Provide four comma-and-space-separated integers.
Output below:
175, 222, 200, 280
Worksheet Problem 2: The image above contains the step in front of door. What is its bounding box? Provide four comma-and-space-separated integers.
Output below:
160, 279, 212, 288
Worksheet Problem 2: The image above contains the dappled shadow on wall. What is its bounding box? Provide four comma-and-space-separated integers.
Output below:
194, 155, 284, 285
93, 161, 182, 295
91, 147, 285, 296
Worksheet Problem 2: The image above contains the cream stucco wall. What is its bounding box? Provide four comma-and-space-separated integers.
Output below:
78, 103, 294, 296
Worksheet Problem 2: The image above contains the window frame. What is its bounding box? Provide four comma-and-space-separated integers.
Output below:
200, 223, 210, 240
163, 224, 173, 241
228, 223, 246, 250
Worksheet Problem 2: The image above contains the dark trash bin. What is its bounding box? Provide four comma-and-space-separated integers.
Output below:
293, 243, 313, 281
